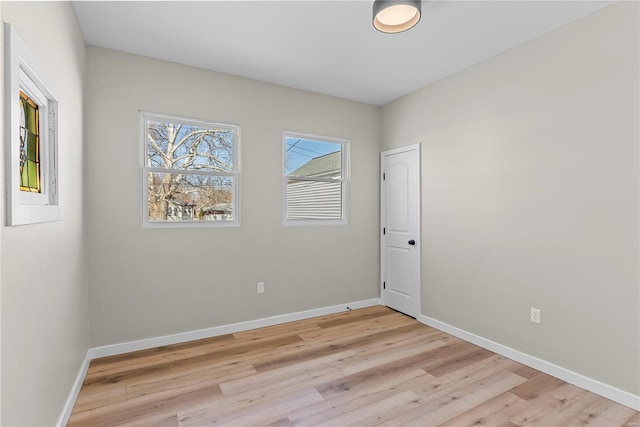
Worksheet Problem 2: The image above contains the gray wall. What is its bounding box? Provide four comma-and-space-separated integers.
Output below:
381, 2, 639, 395
85, 47, 381, 347
0, 2, 89, 425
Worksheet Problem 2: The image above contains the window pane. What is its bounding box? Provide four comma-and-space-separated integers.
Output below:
19, 91, 41, 193
147, 172, 234, 222
286, 179, 342, 220
285, 137, 342, 178
147, 119, 234, 172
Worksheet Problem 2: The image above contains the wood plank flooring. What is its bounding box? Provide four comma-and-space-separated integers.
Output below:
68, 306, 638, 426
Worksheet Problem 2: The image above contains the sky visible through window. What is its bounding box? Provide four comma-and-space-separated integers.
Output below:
285, 137, 340, 175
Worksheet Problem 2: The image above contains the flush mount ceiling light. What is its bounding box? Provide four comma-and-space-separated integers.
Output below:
373, 0, 421, 34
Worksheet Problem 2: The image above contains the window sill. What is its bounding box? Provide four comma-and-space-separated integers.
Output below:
283, 219, 348, 227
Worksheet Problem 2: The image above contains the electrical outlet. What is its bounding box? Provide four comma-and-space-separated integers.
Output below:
257, 282, 264, 294
530, 308, 541, 324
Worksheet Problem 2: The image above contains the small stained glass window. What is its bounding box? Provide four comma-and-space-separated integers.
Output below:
19, 91, 41, 193
6, 22, 60, 225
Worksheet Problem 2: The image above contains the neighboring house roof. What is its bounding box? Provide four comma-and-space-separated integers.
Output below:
203, 203, 232, 213
168, 198, 195, 207
290, 151, 341, 178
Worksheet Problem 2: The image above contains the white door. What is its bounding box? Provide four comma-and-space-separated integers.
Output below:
381, 144, 421, 318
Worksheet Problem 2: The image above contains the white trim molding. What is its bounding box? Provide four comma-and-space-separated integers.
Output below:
419, 314, 640, 411
90, 298, 380, 359
56, 351, 92, 427
60, 300, 636, 425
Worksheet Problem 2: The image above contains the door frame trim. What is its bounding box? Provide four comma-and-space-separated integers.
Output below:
380, 143, 422, 316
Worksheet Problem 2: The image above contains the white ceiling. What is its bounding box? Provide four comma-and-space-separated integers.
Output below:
72, 1, 611, 106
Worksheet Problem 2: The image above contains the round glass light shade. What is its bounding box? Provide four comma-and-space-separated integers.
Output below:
373, 0, 421, 33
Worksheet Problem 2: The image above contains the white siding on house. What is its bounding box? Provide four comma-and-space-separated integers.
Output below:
286, 180, 342, 219
285, 149, 345, 221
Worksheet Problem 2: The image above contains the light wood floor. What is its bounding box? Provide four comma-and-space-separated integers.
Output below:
68, 306, 638, 426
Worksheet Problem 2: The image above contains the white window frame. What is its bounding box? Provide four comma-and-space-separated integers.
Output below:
140, 111, 241, 228
283, 131, 349, 226
5, 22, 61, 226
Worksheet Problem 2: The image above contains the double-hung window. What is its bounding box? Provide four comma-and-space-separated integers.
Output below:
140, 112, 240, 227
283, 132, 349, 225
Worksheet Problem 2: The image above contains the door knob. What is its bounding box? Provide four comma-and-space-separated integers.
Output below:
408, 239, 416, 246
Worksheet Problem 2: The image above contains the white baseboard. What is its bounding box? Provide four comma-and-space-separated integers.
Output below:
56, 298, 378, 426
61, 300, 636, 426
89, 298, 381, 359
419, 314, 640, 411
56, 350, 91, 427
